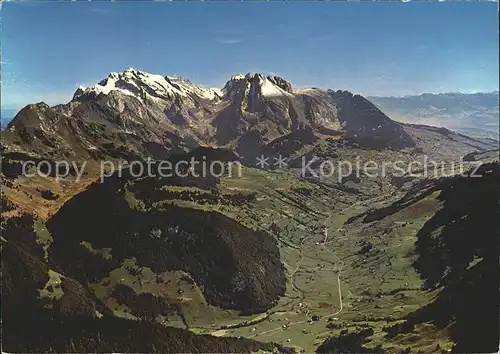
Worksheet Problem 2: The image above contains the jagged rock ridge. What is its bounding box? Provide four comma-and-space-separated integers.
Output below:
2, 68, 419, 163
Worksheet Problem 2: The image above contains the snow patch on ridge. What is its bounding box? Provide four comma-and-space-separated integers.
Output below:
260, 77, 289, 97
166, 76, 222, 100
231, 74, 246, 81
74, 68, 221, 102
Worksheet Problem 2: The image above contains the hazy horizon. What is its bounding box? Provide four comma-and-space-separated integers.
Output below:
2, 1, 498, 114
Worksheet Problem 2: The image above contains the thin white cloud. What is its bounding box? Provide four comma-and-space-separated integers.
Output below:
213, 37, 242, 45
89, 7, 113, 15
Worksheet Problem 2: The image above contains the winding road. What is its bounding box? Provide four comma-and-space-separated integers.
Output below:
249, 192, 401, 339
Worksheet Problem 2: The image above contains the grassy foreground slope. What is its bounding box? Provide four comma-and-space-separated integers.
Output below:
1, 212, 290, 353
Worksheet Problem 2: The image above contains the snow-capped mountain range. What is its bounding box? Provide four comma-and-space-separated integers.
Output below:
74, 68, 223, 102
2, 68, 497, 163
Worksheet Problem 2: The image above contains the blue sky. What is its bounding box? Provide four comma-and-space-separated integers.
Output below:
1, 1, 499, 117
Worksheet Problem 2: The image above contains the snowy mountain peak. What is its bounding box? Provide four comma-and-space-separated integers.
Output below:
230, 74, 246, 81
73, 68, 222, 102
72, 69, 294, 105
252, 74, 292, 97
266, 75, 293, 94
222, 73, 293, 100
165, 76, 222, 100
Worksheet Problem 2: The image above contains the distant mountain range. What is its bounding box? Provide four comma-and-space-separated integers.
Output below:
2, 69, 419, 163
369, 92, 499, 140
4, 90, 498, 140
3, 70, 497, 167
